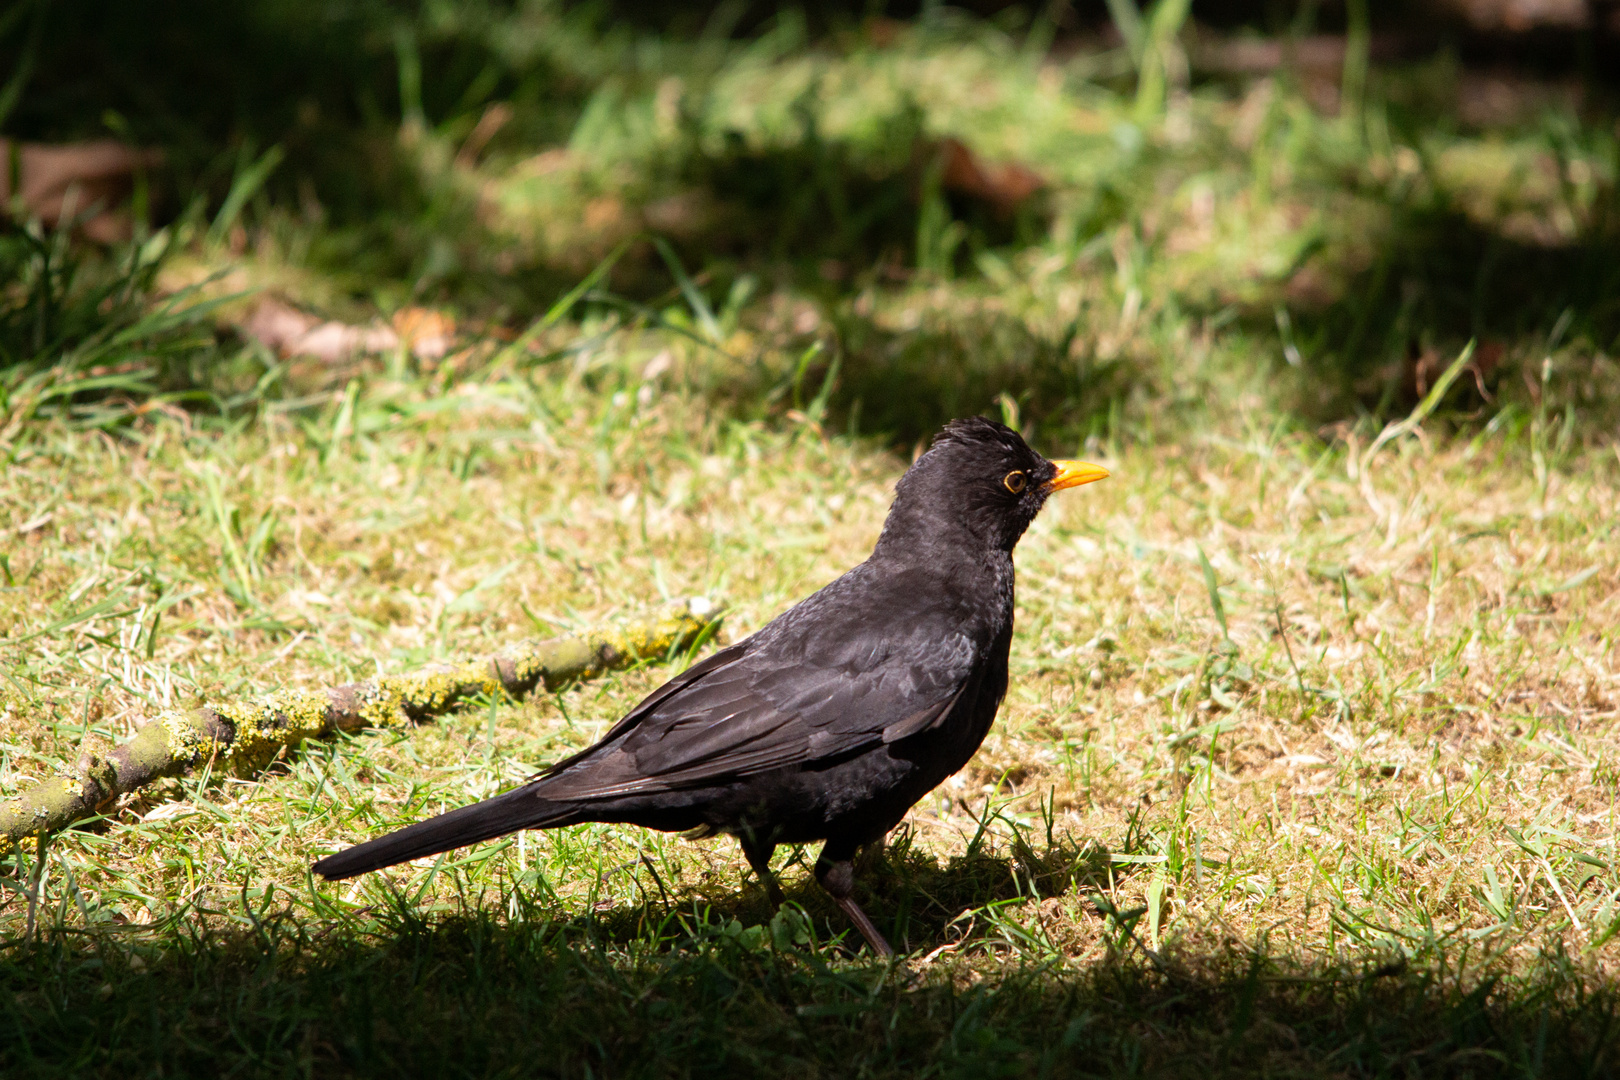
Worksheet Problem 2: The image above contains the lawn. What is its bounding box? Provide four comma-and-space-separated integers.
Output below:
3, 5, 1619, 1076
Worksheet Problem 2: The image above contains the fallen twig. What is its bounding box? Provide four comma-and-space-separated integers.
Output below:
1, 599, 721, 848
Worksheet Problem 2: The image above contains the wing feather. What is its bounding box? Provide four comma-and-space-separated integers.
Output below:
537, 563, 994, 800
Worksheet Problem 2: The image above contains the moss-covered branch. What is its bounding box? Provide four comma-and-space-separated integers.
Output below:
1, 599, 721, 848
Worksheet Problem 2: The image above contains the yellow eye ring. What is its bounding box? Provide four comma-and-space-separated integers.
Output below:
1003, 470, 1027, 494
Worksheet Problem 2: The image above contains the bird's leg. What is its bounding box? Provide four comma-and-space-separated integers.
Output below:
815, 844, 893, 956
738, 833, 785, 912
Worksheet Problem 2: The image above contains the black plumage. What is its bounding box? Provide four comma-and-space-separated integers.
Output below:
312, 416, 1108, 953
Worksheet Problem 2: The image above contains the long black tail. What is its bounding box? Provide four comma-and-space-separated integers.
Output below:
312, 783, 577, 880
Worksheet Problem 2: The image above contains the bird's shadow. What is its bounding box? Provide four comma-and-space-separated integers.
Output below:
576, 825, 1120, 957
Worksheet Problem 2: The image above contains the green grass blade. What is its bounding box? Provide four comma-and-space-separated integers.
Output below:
206, 145, 285, 249
652, 237, 722, 344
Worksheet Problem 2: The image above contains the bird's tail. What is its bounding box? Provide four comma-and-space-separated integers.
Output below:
312, 783, 576, 880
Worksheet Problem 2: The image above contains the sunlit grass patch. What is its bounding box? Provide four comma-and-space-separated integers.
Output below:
2, 327, 1617, 1071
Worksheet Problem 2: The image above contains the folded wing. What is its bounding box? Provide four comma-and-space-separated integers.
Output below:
538, 571, 984, 800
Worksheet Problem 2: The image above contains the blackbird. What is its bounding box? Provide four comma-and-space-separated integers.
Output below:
312, 416, 1108, 954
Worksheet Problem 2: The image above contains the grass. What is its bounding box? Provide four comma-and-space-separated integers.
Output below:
2, 328, 1618, 1074
141, 19, 1618, 451
3, 6, 1620, 1076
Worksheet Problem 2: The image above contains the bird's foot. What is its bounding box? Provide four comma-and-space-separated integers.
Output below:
832, 894, 894, 956
739, 836, 786, 913
816, 849, 895, 956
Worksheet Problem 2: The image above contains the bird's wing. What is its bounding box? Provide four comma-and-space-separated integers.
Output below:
532, 638, 754, 779
537, 567, 987, 800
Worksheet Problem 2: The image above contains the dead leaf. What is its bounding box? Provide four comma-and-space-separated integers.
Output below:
1191, 35, 1354, 77
1438, 0, 1591, 31
237, 298, 380, 361
931, 137, 1044, 217
0, 138, 163, 243
392, 306, 455, 360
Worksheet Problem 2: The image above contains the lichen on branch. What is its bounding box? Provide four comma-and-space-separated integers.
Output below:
1, 599, 721, 848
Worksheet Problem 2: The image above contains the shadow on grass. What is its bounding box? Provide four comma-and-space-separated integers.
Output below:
1286, 201, 1620, 425
823, 303, 1134, 450
559, 823, 1117, 959
3, 838, 1615, 1078
701, 285, 1135, 454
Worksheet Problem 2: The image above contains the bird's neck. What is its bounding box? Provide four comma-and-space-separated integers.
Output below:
870, 516, 1014, 584
873, 497, 1024, 559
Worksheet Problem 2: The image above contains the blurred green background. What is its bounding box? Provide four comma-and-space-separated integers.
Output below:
2, 0, 1617, 446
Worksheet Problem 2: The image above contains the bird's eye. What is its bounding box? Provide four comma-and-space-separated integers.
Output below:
1003, 470, 1027, 494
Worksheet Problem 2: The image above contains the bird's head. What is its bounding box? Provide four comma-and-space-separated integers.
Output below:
878, 416, 1109, 554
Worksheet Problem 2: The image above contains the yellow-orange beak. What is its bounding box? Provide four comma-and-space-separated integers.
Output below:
1044, 460, 1110, 492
